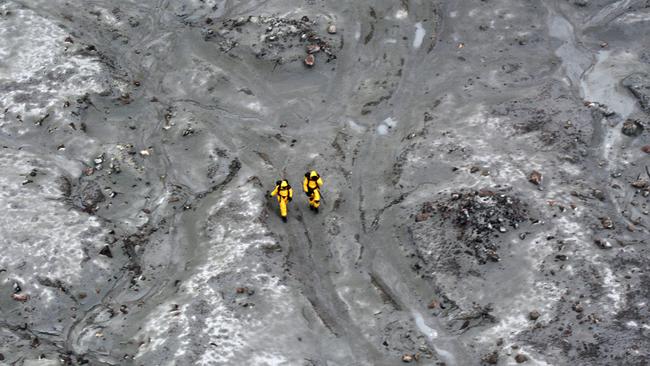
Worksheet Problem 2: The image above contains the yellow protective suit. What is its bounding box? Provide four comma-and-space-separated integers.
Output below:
271, 180, 293, 221
303, 171, 323, 211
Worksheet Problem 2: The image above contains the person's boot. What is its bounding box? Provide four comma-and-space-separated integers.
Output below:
282, 216, 287, 223
314, 207, 319, 213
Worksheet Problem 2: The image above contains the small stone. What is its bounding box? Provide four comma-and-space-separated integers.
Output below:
306, 44, 321, 54
304, 54, 315, 67
594, 238, 612, 249
139, 149, 150, 156
529, 310, 540, 320
427, 300, 438, 309
499, 227, 507, 233
470, 166, 480, 173
236, 287, 248, 294
600, 42, 608, 48
99, 245, 113, 258
631, 179, 648, 189
12, 293, 29, 302
555, 254, 568, 261
627, 224, 636, 232
327, 24, 337, 34
481, 351, 498, 364
600, 217, 614, 229
78, 292, 87, 299
642, 145, 650, 153
528, 170, 542, 185
402, 354, 414, 363
515, 354, 529, 363
415, 212, 430, 222
592, 189, 605, 201
621, 119, 643, 137
572, 302, 584, 313
496, 338, 504, 346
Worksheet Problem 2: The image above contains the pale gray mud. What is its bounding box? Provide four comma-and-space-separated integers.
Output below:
0, 0, 649, 365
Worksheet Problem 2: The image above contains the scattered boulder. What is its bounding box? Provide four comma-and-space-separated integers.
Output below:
402, 354, 414, 363
572, 302, 584, 313
600, 217, 614, 229
515, 354, 529, 363
415, 212, 430, 222
431, 189, 528, 263
631, 179, 648, 189
481, 351, 499, 364
12, 293, 30, 302
327, 24, 337, 34
621, 119, 644, 137
594, 238, 613, 249
622, 73, 650, 112
642, 145, 650, 153
74, 180, 105, 212
529, 310, 540, 320
304, 54, 315, 67
528, 170, 542, 185
99, 245, 113, 258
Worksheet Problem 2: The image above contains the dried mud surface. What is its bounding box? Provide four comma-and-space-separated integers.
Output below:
1, 0, 649, 365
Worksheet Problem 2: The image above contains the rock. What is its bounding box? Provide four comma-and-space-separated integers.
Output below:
631, 179, 648, 189
77, 181, 105, 212
594, 238, 612, 249
427, 299, 438, 309
402, 354, 414, 363
327, 24, 337, 34
572, 302, 584, 313
12, 293, 29, 302
529, 310, 540, 320
622, 73, 650, 111
481, 351, 499, 364
592, 189, 605, 201
415, 212, 430, 222
304, 54, 315, 67
642, 145, 650, 153
600, 217, 614, 229
555, 254, 568, 261
515, 354, 529, 363
574, 0, 588, 6
528, 170, 542, 185
306, 44, 321, 54
99, 245, 113, 258
621, 119, 644, 137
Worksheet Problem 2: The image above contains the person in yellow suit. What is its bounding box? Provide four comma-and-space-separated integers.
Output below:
303, 170, 323, 212
270, 179, 293, 222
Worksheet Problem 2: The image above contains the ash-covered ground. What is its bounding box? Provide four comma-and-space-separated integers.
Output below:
1, 0, 649, 365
